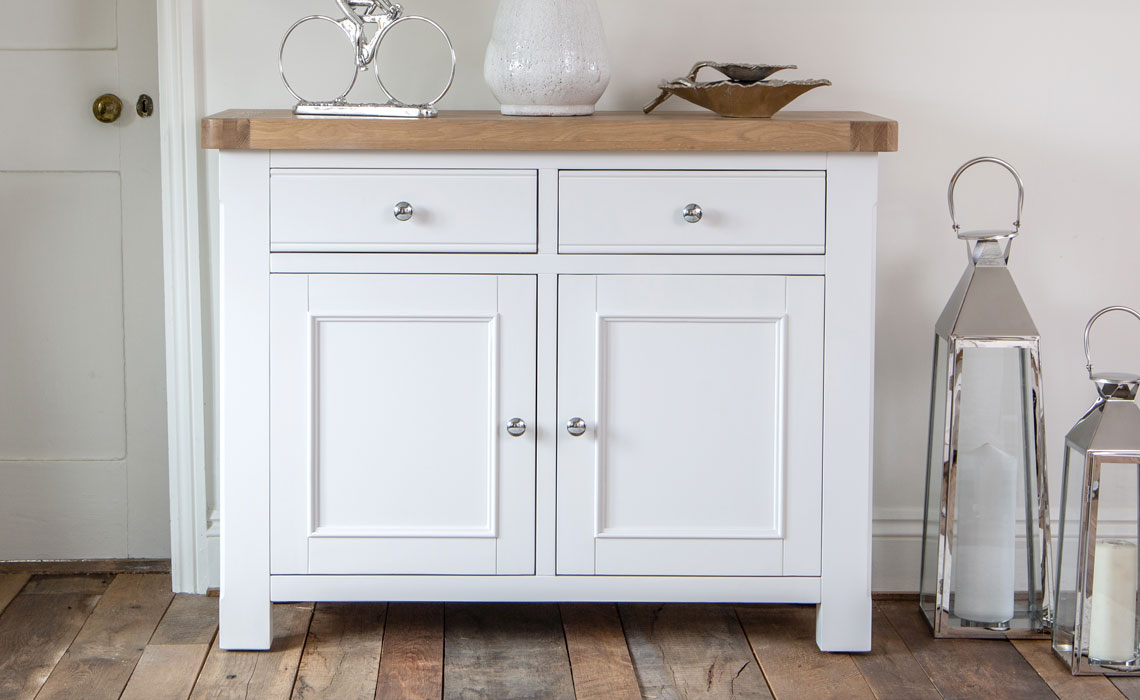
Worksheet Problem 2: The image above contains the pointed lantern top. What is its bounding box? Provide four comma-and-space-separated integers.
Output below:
1067, 307, 1140, 453
936, 157, 1037, 341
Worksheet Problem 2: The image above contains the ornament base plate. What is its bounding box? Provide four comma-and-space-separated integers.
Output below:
294, 102, 438, 119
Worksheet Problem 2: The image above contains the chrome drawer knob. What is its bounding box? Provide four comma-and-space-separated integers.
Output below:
682, 203, 703, 223
506, 418, 527, 437
393, 201, 414, 222
566, 417, 587, 437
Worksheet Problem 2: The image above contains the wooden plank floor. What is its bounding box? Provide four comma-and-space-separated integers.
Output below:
0, 572, 1127, 699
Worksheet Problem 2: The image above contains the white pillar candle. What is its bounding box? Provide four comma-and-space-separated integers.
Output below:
953, 442, 1017, 625
1089, 540, 1138, 662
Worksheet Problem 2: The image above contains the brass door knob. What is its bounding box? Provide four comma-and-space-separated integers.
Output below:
92, 94, 123, 124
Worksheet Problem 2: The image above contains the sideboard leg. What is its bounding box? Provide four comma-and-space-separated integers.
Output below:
217, 150, 273, 650
817, 153, 877, 652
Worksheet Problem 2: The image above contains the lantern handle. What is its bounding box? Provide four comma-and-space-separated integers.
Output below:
1083, 306, 1140, 377
947, 156, 1025, 240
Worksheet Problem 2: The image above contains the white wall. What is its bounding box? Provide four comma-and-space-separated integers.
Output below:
199, 0, 1140, 590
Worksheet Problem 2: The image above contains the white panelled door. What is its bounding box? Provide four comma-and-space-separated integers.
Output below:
557, 275, 824, 576
271, 274, 537, 575
0, 0, 166, 557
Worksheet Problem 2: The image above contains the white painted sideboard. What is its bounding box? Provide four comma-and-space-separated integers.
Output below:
204, 110, 897, 652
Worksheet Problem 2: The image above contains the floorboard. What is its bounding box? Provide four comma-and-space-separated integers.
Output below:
0, 587, 102, 699
444, 603, 575, 700
849, 604, 942, 700
2, 566, 1132, 700
151, 594, 220, 645
21, 572, 115, 594
1111, 678, 1140, 700
35, 573, 175, 700
291, 602, 386, 700
188, 602, 314, 700
119, 592, 219, 700
620, 603, 773, 700
121, 643, 212, 700
737, 604, 874, 700
561, 603, 641, 700
880, 600, 1059, 700
375, 602, 444, 700
1011, 639, 1125, 700
0, 573, 29, 614
0, 559, 170, 575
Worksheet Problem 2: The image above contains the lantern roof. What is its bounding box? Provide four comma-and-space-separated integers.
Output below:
1065, 399, 1140, 454
935, 264, 1038, 341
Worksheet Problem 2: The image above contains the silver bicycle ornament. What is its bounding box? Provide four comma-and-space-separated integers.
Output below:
279, 0, 456, 118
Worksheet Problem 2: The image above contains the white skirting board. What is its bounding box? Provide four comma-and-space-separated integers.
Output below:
869, 511, 1131, 593
871, 534, 924, 593
206, 511, 220, 590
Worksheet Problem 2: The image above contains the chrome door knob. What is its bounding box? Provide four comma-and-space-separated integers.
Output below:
506, 418, 527, 437
682, 203, 703, 223
566, 417, 587, 437
393, 201, 414, 221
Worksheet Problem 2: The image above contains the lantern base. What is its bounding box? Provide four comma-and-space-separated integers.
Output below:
1054, 642, 1140, 675
1089, 656, 1140, 667
920, 596, 1050, 639
959, 618, 1011, 632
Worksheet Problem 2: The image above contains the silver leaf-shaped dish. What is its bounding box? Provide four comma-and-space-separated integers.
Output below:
643, 62, 796, 113
649, 78, 831, 118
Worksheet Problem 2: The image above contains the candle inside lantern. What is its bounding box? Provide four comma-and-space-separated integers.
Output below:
953, 442, 1017, 625
1089, 539, 1138, 662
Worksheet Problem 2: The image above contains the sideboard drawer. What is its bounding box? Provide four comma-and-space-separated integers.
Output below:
270, 169, 538, 252
558, 170, 825, 254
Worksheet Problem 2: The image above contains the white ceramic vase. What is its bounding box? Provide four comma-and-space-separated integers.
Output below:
484, 0, 611, 116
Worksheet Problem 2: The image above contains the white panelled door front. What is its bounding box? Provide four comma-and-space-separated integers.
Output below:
0, 0, 165, 558
271, 274, 537, 575
557, 275, 824, 576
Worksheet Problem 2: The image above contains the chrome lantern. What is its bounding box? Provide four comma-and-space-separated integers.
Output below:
1054, 307, 1140, 674
919, 157, 1052, 638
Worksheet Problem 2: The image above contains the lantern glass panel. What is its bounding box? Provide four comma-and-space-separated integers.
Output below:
946, 345, 1044, 631
1084, 458, 1140, 670
1054, 444, 1088, 663
920, 335, 950, 620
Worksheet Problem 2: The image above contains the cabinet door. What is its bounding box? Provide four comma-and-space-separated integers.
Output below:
557, 275, 823, 576
271, 274, 536, 575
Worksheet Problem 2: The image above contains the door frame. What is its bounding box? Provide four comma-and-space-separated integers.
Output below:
157, 0, 209, 593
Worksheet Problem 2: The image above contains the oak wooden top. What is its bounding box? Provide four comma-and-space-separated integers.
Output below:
201, 109, 897, 153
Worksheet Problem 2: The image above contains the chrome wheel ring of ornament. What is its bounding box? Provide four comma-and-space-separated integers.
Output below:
372, 14, 456, 108
279, 14, 361, 104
